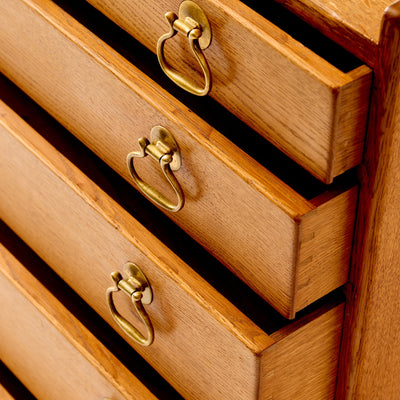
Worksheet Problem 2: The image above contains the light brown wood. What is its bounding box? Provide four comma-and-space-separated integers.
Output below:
0, 97, 344, 399
0, 242, 157, 400
0, 385, 15, 400
262, 304, 344, 399
337, 2, 400, 399
85, 0, 372, 182
297, 187, 358, 311
0, 0, 358, 317
274, 0, 391, 67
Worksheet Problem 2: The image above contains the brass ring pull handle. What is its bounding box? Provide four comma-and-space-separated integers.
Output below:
157, 1, 212, 96
106, 263, 154, 347
127, 126, 184, 213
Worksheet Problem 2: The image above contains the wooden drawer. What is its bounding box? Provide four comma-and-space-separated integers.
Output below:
83, 0, 372, 182
0, 232, 159, 400
0, 0, 357, 318
0, 91, 344, 400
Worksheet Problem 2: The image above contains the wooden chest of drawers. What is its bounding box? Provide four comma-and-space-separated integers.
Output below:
1, 0, 400, 399
0, 0, 360, 318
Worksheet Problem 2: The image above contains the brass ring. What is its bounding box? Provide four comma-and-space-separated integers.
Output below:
157, 1, 212, 96
106, 263, 154, 347
127, 126, 184, 213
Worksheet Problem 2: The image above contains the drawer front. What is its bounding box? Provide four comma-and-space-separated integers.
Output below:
0, 98, 344, 400
0, 0, 357, 317
84, 0, 371, 182
0, 244, 157, 400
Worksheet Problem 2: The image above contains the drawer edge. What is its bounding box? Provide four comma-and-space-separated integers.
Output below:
0, 241, 158, 400
260, 302, 344, 399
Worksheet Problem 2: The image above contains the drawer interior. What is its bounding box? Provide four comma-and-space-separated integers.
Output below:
0, 219, 183, 400
56, 0, 363, 73
0, 72, 344, 335
241, 0, 362, 73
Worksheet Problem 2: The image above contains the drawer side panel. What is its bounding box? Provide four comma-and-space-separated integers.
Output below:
0, 245, 137, 400
260, 304, 344, 399
296, 187, 358, 312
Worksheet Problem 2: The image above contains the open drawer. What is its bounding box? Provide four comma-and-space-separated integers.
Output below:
0, 0, 357, 318
0, 225, 165, 400
81, 0, 372, 182
0, 89, 345, 400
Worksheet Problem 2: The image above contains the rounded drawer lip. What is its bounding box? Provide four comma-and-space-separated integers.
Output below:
0, 97, 344, 400
81, 0, 372, 183
0, 0, 358, 318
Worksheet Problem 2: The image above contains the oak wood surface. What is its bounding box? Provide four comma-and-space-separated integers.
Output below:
0, 0, 358, 317
296, 187, 358, 311
337, 2, 400, 398
0, 96, 346, 399
0, 242, 157, 400
0, 98, 272, 399
85, 0, 372, 182
262, 304, 344, 399
274, 0, 391, 67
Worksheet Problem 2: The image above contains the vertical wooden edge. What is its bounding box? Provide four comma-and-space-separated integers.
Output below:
332, 66, 373, 180
260, 303, 345, 400
295, 186, 358, 313
0, 241, 159, 400
288, 218, 302, 320
272, 0, 379, 67
337, 2, 400, 398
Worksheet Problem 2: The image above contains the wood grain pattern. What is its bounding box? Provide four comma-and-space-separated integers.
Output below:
262, 303, 344, 400
0, 96, 345, 399
0, 242, 157, 400
0, 99, 271, 399
274, 0, 391, 67
297, 187, 358, 312
337, 2, 400, 399
0, 0, 357, 317
85, 0, 372, 182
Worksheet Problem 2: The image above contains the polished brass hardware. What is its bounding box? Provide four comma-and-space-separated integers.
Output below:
107, 263, 154, 346
127, 126, 184, 212
157, 1, 212, 96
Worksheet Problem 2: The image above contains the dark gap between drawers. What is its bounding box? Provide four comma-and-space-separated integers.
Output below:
241, 0, 362, 73
0, 361, 36, 400
51, 0, 358, 200
0, 220, 184, 400
0, 73, 343, 331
